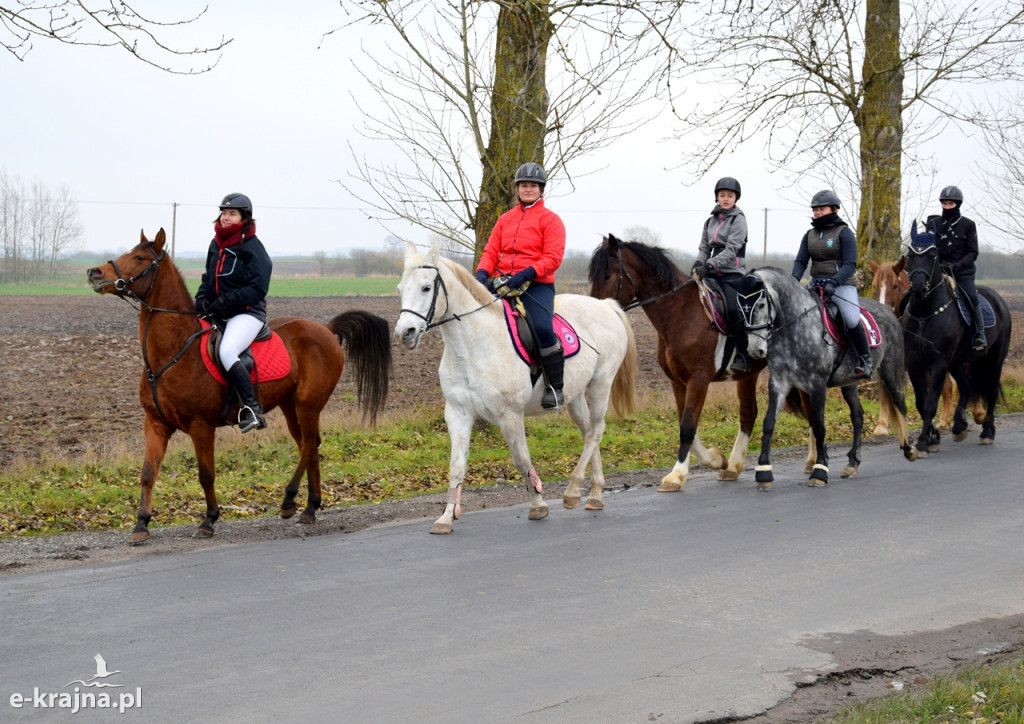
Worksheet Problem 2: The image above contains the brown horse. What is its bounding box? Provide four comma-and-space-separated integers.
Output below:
868, 258, 954, 434
87, 229, 392, 543
588, 234, 761, 491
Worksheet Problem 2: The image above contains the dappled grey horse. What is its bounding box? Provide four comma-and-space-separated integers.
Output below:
745, 267, 917, 489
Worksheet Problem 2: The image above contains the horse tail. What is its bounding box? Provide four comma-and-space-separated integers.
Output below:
325, 310, 393, 425
608, 302, 638, 417
878, 368, 916, 459
782, 389, 807, 420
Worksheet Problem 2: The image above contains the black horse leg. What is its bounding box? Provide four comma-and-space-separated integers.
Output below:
807, 388, 830, 486
755, 385, 785, 491
839, 384, 863, 478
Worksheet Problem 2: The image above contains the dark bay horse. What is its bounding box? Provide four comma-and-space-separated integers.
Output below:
588, 234, 761, 491
87, 229, 392, 542
745, 268, 917, 488
903, 229, 1011, 454
868, 258, 954, 434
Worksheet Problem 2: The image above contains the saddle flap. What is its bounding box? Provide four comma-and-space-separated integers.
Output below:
697, 279, 729, 334
199, 319, 292, 385
501, 300, 581, 366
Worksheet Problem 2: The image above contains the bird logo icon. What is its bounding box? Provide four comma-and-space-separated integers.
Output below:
65, 654, 124, 688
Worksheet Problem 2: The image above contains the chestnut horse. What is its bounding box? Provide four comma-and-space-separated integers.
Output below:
87, 229, 392, 542
868, 258, 954, 434
588, 234, 761, 491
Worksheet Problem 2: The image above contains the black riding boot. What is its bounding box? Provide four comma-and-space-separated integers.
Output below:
728, 326, 750, 374
848, 324, 873, 379
971, 299, 988, 352
224, 361, 267, 433
539, 344, 565, 409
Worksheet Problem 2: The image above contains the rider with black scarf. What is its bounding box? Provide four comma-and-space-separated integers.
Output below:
927, 185, 986, 352
792, 189, 873, 379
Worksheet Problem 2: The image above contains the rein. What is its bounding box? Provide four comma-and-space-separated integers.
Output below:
106, 245, 213, 422
614, 255, 694, 311
400, 264, 501, 331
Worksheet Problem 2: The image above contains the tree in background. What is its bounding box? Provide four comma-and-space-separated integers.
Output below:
1, 168, 82, 282
332, 0, 683, 264
1, 1, 230, 73
670, 0, 1024, 263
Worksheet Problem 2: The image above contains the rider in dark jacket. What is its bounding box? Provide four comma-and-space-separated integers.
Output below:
195, 193, 273, 432
691, 177, 755, 374
927, 185, 986, 352
792, 190, 872, 379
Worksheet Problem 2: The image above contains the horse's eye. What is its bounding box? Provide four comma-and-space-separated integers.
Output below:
421, 284, 431, 293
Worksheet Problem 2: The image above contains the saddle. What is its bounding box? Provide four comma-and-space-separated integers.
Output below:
501, 299, 580, 368
818, 299, 882, 348
956, 291, 996, 329
199, 319, 292, 386
697, 279, 730, 334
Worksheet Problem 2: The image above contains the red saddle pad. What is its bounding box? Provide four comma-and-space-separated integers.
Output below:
200, 319, 292, 385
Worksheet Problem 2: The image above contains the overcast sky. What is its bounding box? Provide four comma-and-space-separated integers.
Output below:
2, 1, 992, 262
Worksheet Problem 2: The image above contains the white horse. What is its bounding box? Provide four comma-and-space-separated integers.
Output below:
394, 241, 638, 534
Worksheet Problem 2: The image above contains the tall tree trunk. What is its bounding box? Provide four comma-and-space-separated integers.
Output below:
474, 0, 553, 265
856, 0, 903, 268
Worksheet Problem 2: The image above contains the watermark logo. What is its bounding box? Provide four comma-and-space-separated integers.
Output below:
8, 653, 142, 714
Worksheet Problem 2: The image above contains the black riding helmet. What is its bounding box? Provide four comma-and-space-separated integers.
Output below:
939, 185, 964, 207
714, 176, 741, 200
810, 189, 841, 210
219, 192, 253, 220
513, 163, 547, 188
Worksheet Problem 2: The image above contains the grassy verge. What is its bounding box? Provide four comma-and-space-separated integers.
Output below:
830, 651, 1024, 722
2, 374, 1022, 537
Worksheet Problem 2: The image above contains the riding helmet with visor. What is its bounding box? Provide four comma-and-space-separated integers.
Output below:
714, 177, 742, 201
809, 189, 841, 210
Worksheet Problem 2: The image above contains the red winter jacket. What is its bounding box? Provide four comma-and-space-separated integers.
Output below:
478, 199, 566, 283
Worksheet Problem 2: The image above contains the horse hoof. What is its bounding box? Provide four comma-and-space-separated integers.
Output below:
953, 431, 968, 443
841, 466, 858, 478
806, 478, 827, 487
430, 522, 453, 534
979, 437, 994, 446
658, 481, 683, 493
192, 526, 214, 539
129, 530, 149, 545
756, 481, 773, 491
916, 449, 928, 458
280, 507, 297, 520
584, 499, 604, 511
298, 512, 316, 525
717, 470, 739, 481
804, 463, 814, 475
563, 495, 581, 509
528, 506, 549, 521
904, 448, 919, 462
927, 444, 940, 453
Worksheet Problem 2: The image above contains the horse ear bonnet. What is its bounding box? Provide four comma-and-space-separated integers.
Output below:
908, 219, 936, 252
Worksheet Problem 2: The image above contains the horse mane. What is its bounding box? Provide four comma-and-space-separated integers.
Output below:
442, 257, 502, 311
588, 239, 680, 289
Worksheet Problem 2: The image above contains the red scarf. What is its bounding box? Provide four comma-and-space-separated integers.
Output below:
214, 220, 256, 249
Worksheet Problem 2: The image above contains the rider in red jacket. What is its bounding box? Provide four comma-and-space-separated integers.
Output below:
475, 163, 567, 408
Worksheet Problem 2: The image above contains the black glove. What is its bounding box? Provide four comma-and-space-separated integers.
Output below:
704, 262, 716, 277
691, 262, 707, 280
208, 297, 227, 316
949, 261, 964, 274
194, 295, 209, 314
823, 279, 838, 299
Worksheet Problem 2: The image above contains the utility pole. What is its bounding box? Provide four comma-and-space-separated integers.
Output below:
763, 208, 768, 260
171, 202, 178, 259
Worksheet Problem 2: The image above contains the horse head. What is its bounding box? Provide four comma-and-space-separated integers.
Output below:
589, 234, 635, 307
869, 257, 908, 312
905, 221, 942, 297
743, 277, 773, 361
87, 229, 168, 300
589, 234, 680, 308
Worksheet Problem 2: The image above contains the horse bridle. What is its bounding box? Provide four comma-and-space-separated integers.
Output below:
905, 245, 943, 300
100, 244, 165, 301
611, 252, 693, 311
400, 264, 499, 331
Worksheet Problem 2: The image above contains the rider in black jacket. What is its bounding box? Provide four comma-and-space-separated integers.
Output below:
194, 193, 273, 432
927, 185, 986, 352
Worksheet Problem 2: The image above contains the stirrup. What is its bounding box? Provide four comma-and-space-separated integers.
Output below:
729, 352, 750, 373
972, 332, 987, 352
852, 356, 873, 380
238, 405, 267, 433
541, 386, 564, 409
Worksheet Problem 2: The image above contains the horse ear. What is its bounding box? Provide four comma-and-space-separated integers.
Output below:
404, 240, 418, 260
424, 237, 441, 264
895, 256, 906, 274
605, 233, 620, 252
153, 228, 166, 250
139, 228, 149, 245
868, 260, 879, 272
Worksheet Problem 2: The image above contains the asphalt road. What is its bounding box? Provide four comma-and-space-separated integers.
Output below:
3, 421, 1024, 723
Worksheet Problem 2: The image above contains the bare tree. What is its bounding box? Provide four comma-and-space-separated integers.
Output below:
1, 1, 230, 73
331, 0, 683, 263
0, 168, 82, 281
670, 0, 1024, 262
